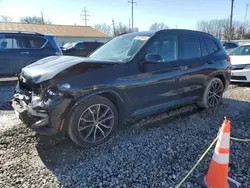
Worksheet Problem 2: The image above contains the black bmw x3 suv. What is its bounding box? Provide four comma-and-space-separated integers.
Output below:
12, 29, 231, 147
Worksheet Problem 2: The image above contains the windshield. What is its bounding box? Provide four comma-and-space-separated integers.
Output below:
230, 45, 250, 56
63, 42, 77, 49
90, 34, 150, 61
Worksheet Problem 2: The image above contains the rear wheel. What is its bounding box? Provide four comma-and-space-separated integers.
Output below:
68, 96, 118, 148
198, 77, 224, 108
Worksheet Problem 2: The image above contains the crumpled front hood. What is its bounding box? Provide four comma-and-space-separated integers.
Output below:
21, 56, 118, 83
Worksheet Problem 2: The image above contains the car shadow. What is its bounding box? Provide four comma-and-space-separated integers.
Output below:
35, 97, 250, 187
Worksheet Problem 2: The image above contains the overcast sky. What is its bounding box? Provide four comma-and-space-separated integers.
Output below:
0, 0, 249, 30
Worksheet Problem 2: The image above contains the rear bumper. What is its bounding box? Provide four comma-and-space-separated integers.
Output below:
231, 69, 250, 82
11, 91, 72, 136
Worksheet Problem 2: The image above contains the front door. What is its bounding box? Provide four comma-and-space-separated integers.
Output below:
0, 34, 25, 76
126, 34, 184, 115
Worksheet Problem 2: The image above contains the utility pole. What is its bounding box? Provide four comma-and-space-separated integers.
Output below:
229, 0, 234, 41
128, 0, 137, 32
244, 4, 249, 23
41, 11, 44, 24
129, 18, 131, 32
112, 19, 116, 37
81, 7, 90, 26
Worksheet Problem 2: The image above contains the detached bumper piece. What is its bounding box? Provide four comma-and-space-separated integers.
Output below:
11, 93, 56, 135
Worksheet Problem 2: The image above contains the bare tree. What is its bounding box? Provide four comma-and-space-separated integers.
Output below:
196, 19, 250, 40
94, 24, 112, 36
0, 15, 13, 22
20, 16, 52, 24
133, 27, 139, 32
149, 22, 168, 31
114, 22, 129, 36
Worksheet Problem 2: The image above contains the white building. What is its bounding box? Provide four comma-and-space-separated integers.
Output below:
0, 22, 111, 46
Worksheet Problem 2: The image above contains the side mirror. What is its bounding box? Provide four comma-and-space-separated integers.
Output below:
145, 53, 163, 64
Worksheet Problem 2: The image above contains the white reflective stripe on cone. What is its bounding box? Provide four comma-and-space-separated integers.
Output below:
216, 133, 230, 149
212, 151, 229, 164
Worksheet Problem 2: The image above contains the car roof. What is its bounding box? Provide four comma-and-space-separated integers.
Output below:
0, 31, 45, 36
123, 29, 214, 38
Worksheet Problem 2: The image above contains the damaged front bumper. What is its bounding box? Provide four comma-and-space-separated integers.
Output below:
11, 85, 72, 136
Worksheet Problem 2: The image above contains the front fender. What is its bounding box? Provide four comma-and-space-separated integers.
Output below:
61, 89, 125, 134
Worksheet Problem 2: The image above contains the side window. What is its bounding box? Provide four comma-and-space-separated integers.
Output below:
23, 36, 46, 48
0, 35, 26, 49
204, 38, 219, 54
146, 35, 178, 63
200, 38, 208, 57
181, 34, 201, 60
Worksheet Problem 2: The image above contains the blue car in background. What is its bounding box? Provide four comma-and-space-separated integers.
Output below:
0, 31, 62, 76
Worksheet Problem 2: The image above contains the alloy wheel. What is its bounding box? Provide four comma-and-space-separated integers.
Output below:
77, 104, 114, 143
207, 80, 224, 107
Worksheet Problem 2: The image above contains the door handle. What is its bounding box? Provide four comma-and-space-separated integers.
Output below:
207, 60, 214, 64
21, 52, 29, 55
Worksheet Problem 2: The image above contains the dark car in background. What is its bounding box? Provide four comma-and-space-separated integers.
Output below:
12, 29, 231, 148
61, 41, 104, 57
221, 41, 239, 54
0, 31, 62, 76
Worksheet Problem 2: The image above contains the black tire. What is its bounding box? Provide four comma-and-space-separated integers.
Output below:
68, 95, 118, 148
198, 77, 224, 109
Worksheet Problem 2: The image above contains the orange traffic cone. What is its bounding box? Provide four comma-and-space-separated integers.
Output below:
197, 119, 241, 188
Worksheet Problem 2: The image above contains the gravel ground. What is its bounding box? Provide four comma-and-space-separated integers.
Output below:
0, 84, 250, 188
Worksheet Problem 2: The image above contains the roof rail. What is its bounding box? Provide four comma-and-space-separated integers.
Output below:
0, 30, 43, 35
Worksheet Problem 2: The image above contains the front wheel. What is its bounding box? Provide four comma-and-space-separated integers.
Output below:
198, 77, 224, 109
67, 96, 118, 148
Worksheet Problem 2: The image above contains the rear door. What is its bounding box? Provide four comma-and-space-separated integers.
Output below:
21, 35, 53, 67
178, 34, 213, 100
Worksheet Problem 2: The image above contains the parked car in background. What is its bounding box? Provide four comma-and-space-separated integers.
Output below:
60, 42, 72, 50
12, 29, 231, 147
221, 41, 239, 54
230, 44, 250, 82
62, 41, 104, 57
0, 31, 62, 76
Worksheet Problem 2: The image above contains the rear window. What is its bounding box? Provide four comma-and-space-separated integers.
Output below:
204, 38, 219, 54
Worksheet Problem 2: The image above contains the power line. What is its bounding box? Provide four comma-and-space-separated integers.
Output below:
244, 4, 249, 23
81, 7, 90, 26
128, 0, 137, 32
229, 0, 234, 41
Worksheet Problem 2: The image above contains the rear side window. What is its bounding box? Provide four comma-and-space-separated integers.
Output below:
181, 34, 201, 60
204, 38, 219, 54
23, 36, 46, 48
